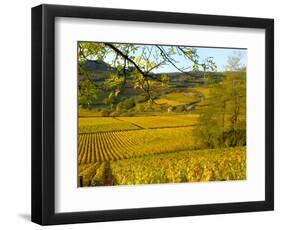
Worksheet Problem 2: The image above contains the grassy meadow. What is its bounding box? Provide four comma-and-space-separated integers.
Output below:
77, 42, 247, 187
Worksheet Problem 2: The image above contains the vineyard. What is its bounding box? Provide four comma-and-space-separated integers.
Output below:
79, 147, 246, 186
78, 114, 201, 186
77, 69, 246, 187
78, 126, 196, 164
117, 114, 198, 129
79, 117, 140, 133
78, 112, 246, 187
79, 114, 199, 133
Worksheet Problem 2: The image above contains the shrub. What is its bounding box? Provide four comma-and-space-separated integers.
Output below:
110, 111, 121, 117
100, 109, 110, 117
116, 98, 136, 112
116, 102, 123, 113
135, 103, 145, 112
223, 126, 246, 147
122, 98, 136, 110
167, 106, 175, 113
134, 94, 148, 103
174, 105, 186, 113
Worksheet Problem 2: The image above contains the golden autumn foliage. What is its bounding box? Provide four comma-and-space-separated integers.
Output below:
79, 147, 246, 186
78, 126, 196, 164
110, 147, 246, 184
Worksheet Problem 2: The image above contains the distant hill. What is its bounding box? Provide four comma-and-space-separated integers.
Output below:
81, 60, 224, 84
84, 60, 114, 72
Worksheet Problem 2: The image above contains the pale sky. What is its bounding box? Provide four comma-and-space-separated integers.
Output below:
101, 43, 247, 73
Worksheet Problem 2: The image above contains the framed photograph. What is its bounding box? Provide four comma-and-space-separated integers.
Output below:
31, 4, 274, 225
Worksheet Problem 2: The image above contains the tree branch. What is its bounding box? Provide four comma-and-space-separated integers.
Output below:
156, 45, 190, 74
104, 43, 164, 83
104, 43, 146, 76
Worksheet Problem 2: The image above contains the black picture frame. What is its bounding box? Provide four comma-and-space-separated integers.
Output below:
31, 4, 274, 225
